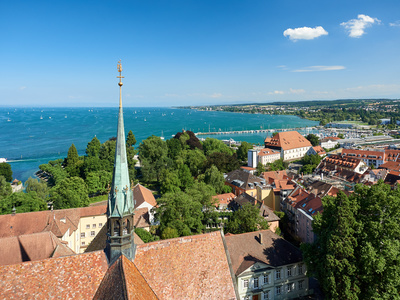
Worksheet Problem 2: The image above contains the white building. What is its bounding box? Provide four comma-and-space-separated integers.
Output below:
264, 131, 312, 161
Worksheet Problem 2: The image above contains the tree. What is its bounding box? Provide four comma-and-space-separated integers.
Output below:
126, 130, 137, 147
65, 144, 79, 167
135, 227, 158, 243
50, 177, 89, 209
267, 158, 287, 171
0, 192, 47, 215
174, 130, 202, 150
199, 165, 230, 194
155, 191, 203, 238
225, 203, 269, 234
236, 141, 253, 162
178, 164, 194, 190
167, 138, 183, 160
99, 139, 116, 172
306, 134, 320, 146
25, 177, 49, 200
302, 191, 361, 299
0, 163, 12, 182
0, 176, 12, 199
205, 152, 240, 173
85, 170, 112, 195
86, 136, 101, 157
202, 138, 234, 156
337, 133, 344, 139
139, 135, 168, 182
184, 148, 206, 177
160, 169, 181, 194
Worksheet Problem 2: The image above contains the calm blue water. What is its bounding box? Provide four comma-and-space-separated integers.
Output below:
0, 107, 318, 182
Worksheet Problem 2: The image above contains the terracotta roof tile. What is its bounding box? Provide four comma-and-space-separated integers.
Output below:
0, 231, 74, 266
133, 184, 157, 208
134, 207, 151, 229
0, 251, 108, 299
264, 131, 311, 150
94, 255, 158, 300
134, 231, 236, 300
212, 193, 236, 207
262, 170, 287, 181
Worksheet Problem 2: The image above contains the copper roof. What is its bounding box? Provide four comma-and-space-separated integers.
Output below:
264, 131, 312, 151
133, 184, 157, 208
0, 251, 108, 299
134, 231, 236, 300
225, 230, 303, 276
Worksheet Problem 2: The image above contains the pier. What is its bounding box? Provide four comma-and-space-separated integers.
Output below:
194, 127, 317, 136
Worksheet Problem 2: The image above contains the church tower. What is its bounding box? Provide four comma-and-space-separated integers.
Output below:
106, 60, 136, 264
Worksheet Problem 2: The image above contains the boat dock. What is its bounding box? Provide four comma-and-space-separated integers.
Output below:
194, 127, 316, 136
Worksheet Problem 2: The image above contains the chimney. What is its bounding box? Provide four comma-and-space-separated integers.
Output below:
259, 233, 263, 244
11, 206, 16, 216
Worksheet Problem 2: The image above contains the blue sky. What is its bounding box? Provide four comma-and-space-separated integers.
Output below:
1, 0, 400, 107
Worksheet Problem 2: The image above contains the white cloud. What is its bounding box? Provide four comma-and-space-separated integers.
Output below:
210, 93, 222, 98
283, 26, 328, 41
19, 86, 26, 90
268, 90, 285, 95
292, 65, 346, 72
341, 14, 381, 38
390, 21, 400, 27
289, 88, 305, 94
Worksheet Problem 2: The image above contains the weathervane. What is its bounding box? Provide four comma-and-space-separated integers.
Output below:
117, 60, 124, 108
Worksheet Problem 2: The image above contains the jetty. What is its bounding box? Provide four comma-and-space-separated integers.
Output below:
194, 127, 317, 136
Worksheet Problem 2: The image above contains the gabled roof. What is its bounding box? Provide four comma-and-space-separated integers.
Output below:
342, 148, 385, 160
312, 146, 326, 155
259, 204, 280, 222
225, 230, 303, 276
0, 251, 109, 299
295, 193, 323, 216
0, 231, 74, 266
264, 131, 312, 151
134, 207, 151, 229
262, 170, 287, 181
306, 180, 333, 198
258, 148, 279, 156
134, 231, 236, 300
379, 161, 400, 172
212, 193, 236, 207
225, 169, 264, 190
94, 255, 158, 300
133, 184, 157, 208
0, 205, 107, 239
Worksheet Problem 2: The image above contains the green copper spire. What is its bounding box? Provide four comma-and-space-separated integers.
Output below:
108, 60, 134, 218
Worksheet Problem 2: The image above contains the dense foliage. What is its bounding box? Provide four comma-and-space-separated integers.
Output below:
301, 182, 400, 299
225, 203, 269, 234
0, 163, 13, 182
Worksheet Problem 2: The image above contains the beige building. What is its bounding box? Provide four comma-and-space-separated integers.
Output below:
264, 131, 312, 161
0, 205, 107, 254
225, 230, 310, 300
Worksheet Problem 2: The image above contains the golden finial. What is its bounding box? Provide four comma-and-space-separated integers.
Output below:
117, 60, 124, 108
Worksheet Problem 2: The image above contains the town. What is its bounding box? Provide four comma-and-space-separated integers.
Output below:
1, 70, 400, 298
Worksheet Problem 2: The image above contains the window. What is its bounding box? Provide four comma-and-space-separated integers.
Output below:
92, 224, 96, 228
99, 223, 103, 228
275, 269, 281, 280
263, 274, 269, 284
91, 231, 96, 236
244, 296, 250, 300
254, 277, 259, 288
276, 286, 281, 295
81, 232, 85, 238
287, 282, 295, 292
287, 266, 292, 277
298, 280, 304, 290
298, 264, 303, 275
86, 224, 90, 229
243, 279, 249, 288
263, 290, 270, 300
81, 241, 85, 246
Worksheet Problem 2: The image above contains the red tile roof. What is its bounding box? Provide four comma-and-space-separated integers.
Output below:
134, 207, 151, 229
312, 145, 326, 155
94, 255, 158, 300
379, 161, 400, 172
212, 193, 236, 207
0, 251, 108, 299
264, 131, 311, 150
134, 231, 236, 300
258, 148, 279, 156
225, 230, 303, 276
133, 184, 157, 208
0, 205, 107, 239
342, 149, 384, 160
262, 170, 287, 181
0, 231, 74, 266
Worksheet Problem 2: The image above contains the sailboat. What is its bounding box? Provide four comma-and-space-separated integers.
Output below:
40, 115, 43, 120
